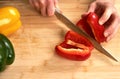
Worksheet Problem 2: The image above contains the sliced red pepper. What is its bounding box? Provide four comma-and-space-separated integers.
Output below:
77, 12, 106, 43
65, 31, 93, 51
76, 14, 95, 39
55, 12, 106, 61
55, 31, 93, 61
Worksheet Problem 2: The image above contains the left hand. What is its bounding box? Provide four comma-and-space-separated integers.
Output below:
85, 0, 120, 41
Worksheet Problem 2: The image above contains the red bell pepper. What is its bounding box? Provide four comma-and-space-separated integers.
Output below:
77, 12, 106, 43
76, 14, 95, 39
55, 12, 106, 61
55, 31, 93, 61
87, 12, 106, 42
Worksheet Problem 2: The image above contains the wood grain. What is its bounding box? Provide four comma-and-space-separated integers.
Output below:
0, 0, 120, 79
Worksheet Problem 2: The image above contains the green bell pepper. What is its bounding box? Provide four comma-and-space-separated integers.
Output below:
0, 34, 15, 72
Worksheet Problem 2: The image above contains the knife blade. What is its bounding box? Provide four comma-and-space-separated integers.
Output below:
55, 9, 118, 62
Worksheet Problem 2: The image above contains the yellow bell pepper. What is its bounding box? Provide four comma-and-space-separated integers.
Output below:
0, 6, 21, 36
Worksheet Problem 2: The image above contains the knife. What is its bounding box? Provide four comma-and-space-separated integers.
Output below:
55, 9, 118, 62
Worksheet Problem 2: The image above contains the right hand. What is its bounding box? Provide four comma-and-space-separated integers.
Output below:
29, 0, 59, 16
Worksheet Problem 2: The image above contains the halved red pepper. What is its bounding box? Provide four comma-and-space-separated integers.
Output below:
87, 12, 106, 42
55, 12, 106, 61
76, 14, 95, 39
55, 31, 93, 61
76, 12, 106, 43
65, 31, 93, 51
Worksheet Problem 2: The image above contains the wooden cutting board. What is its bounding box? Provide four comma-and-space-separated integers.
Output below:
0, 0, 120, 79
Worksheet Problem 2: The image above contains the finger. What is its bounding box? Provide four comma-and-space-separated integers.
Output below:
54, 0, 62, 13
30, 0, 40, 11
87, 2, 96, 14
99, 8, 112, 25
54, 0, 59, 9
82, 2, 96, 17
47, 0, 55, 16
104, 15, 120, 41
29, 0, 34, 7
40, 0, 47, 16
34, 1, 40, 11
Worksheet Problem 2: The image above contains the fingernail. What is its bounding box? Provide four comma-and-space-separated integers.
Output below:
48, 8, 55, 16
48, 12, 52, 16
104, 32, 109, 37
106, 37, 111, 42
99, 20, 103, 25
42, 13, 47, 16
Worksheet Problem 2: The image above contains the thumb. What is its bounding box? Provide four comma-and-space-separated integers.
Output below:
99, 9, 112, 25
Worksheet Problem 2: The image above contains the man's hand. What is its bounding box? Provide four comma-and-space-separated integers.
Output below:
85, 0, 120, 41
29, 0, 59, 16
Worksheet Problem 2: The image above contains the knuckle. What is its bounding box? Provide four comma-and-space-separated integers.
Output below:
39, 0, 46, 7
89, 2, 95, 7
47, 0, 52, 3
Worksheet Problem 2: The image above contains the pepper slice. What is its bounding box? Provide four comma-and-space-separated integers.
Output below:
65, 31, 93, 51
0, 34, 15, 72
55, 31, 93, 61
